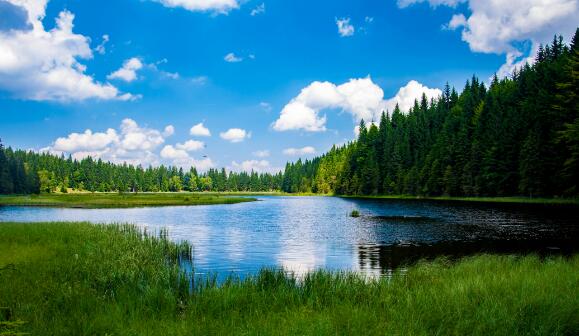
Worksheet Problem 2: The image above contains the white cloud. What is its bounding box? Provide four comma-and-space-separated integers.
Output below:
107, 57, 143, 82
402, 0, 579, 77
253, 150, 270, 158
383, 80, 442, 113
336, 17, 355, 37
231, 160, 274, 173
224, 52, 243, 62
94, 34, 109, 55
250, 2, 265, 16
152, 0, 239, 13
397, 0, 465, 8
161, 144, 214, 170
160, 144, 189, 160
446, 14, 466, 30
53, 128, 118, 152
163, 125, 175, 137
0, 1, 134, 101
119, 119, 165, 151
220, 128, 250, 143
44, 118, 168, 166
273, 77, 441, 132
43, 118, 215, 170
176, 139, 205, 151
283, 146, 316, 156
190, 122, 211, 136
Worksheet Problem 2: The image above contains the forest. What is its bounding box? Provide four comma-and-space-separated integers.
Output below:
0, 147, 283, 194
283, 31, 579, 197
1, 30, 577, 198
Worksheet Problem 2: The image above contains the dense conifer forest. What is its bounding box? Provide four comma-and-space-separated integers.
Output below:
1, 30, 577, 197
283, 31, 579, 197
0, 146, 283, 193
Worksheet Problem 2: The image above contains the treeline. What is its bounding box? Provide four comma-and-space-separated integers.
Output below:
1, 30, 577, 197
282, 30, 579, 197
0, 145, 283, 193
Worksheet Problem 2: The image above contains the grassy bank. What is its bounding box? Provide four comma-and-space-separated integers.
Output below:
340, 194, 579, 205
0, 193, 256, 208
1, 222, 578, 335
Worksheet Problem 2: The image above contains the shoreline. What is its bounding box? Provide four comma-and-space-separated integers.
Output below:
1, 192, 578, 208
1, 221, 577, 335
0, 193, 257, 209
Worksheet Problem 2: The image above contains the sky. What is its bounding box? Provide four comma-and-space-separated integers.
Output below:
0, 0, 577, 173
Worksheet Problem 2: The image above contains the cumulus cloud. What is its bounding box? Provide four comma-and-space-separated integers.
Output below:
224, 52, 243, 63
250, 2, 265, 16
160, 145, 189, 160
94, 34, 109, 55
43, 118, 214, 170
152, 0, 239, 13
336, 17, 355, 37
252, 150, 270, 158
44, 118, 166, 165
119, 119, 165, 151
161, 144, 214, 170
230, 160, 279, 173
190, 122, 211, 136
176, 140, 204, 151
283, 146, 316, 156
402, 0, 579, 77
0, 1, 134, 101
53, 129, 118, 152
272, 77, 441, 132
163, 125, 175, 137
107, 57, 143, 82
383, 80, 441, 113
220, 128, 250, 143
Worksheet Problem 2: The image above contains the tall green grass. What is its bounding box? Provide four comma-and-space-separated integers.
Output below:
0, 222, 577, 335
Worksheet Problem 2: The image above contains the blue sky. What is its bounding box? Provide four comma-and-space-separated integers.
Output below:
1, 0, 577, 172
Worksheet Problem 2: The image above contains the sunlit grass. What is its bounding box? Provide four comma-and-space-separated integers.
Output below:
0, 222, 577, 335
0, 192, 256, 208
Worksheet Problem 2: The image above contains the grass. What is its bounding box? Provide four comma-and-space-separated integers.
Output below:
0, 192, 256, 208
340, 194, 579, 205
350, 209, 360, 217
1, 222, 578, 335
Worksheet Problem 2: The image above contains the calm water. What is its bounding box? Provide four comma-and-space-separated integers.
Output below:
1, 196, 577, 279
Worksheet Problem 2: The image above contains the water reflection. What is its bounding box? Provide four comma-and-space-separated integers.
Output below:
0, 196, 577, 281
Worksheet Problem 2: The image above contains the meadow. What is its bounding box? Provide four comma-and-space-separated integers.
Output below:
0, 192, 256, 208
1, 222, 577, 335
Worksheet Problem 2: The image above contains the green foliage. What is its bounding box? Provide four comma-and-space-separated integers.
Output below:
282, 30, 579, 198
1, 222, 578, 335
0, 142, 283, 194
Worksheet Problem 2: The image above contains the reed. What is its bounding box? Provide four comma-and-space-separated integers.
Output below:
0, 222, 577, 335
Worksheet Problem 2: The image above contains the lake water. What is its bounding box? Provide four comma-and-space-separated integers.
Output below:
1, 196, 577, 279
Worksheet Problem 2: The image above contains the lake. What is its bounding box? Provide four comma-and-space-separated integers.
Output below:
1, 196, 577, 280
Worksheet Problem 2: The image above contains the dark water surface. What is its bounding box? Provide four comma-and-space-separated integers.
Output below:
1, 196, 577, 279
